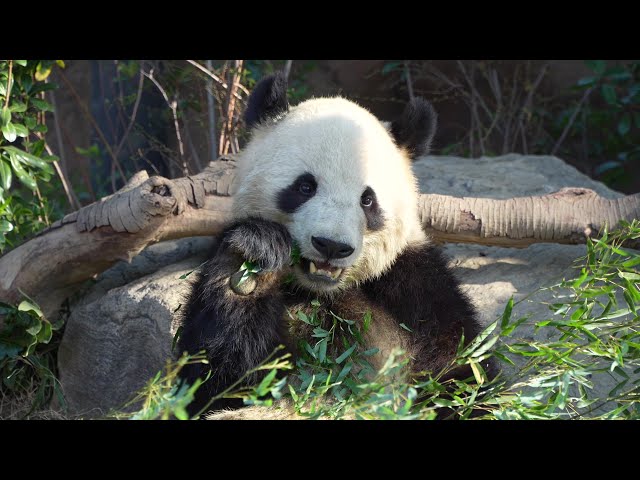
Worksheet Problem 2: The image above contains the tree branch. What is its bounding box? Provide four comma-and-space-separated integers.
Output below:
1, 158, 638, 322
142, 68, 188, 176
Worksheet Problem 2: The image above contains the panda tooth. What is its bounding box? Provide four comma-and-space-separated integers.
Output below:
309, 261, 317, 274
331, 268, 343, 279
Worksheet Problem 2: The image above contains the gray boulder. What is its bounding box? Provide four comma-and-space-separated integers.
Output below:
57, 238, 213, 416
57, 154, 627, 416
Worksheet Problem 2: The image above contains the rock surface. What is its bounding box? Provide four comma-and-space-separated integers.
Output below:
414, 153, 623, 199
57, 238, 213, 416
57, 154, 627, 416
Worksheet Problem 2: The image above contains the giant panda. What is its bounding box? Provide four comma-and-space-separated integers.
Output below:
178, 72, 493, 418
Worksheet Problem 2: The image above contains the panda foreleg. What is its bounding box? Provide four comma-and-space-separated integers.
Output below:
178, 218, 293, 416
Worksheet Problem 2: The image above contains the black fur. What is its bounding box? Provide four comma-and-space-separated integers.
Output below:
244, 72, 289, 128
178, 218, 292, 415
277, 173, 317, 214
363, 243, 496, 378
361, 186, 385, 231
224, 217, 292, 271
390, 97, 437, 159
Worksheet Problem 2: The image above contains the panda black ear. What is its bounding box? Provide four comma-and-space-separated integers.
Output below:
244, 72, 289, 128
389, 97, 437, 160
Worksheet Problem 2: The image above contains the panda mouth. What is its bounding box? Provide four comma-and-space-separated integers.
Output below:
301, 257, 343, 282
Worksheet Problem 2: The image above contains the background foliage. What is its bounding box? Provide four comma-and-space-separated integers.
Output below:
0, 59, 638, 419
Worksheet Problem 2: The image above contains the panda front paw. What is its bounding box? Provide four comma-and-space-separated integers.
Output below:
223, 217, 292, 272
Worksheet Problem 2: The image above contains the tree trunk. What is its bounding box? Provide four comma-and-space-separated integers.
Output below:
1, 156, 638, 321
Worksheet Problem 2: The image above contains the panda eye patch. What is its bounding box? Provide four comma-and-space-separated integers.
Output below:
361, 186, 385, 231
277, 173, 317, 213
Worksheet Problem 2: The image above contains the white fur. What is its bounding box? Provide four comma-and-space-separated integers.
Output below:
232, 97, 427, 290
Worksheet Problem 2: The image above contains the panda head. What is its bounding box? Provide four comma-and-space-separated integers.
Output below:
232, 72, 437, 294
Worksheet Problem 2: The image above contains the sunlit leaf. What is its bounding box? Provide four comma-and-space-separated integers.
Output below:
18, 300, 44, 318
35, 62, 53, 82
0, 107, 9, 126
0, 219, 13, 232
8, 152, 37, 190
2, 122, 17, 142
0, 157, 11, 189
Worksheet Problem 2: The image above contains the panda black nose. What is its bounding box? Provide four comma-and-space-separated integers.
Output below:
311, 237, 355, 260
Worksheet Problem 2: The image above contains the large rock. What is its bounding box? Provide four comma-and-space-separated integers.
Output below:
57, 238, 213, 416
57, 154, 628, 416
414, 153, 622, 199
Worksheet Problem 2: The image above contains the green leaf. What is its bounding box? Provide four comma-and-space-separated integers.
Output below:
601, 84, 617, 105
399, 323, 412, 332
577, 76, 597, 87
304, 342, 317, 359
622, 256, 640, 269
56, 60, 66, 68
35, 62, 53, 82
18, 300, 44, 318
469, 360, 485, 385
30, 98, 54, 112
15, 60, 27, 67
29, 82, 58, 95
500, 297, 514, 329
362, 311, 372, 333
335, 362, 353, 383
3, 146, 54, 172
317, 337, 327, 363
12, 123, 28, 138
382, 61, 401, 75
26, 321, 43, 336
296, 310, 313, 325
500, 316, 529, 337
173, 406, 189, 420
172, 326, 183, 351
0, 219, 13, 232
1, 107, 11, 126
572, 268, 589, 289
8, 152, 37, 190
0, 158, 11, 189
335, 344, 357, 364
9, 102, 27, 113
24, 116, 36, 129
618, 113, 631, 136
585, 60, 606, 75
432, 398, 456, 408
361, 347, 380, 356
312, 327, 329, 338
255, 369, 278, 396
619, 271, 640, 281
603, 67, 632, 82
2, 122, 17, 142
470, 335, 499, 358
